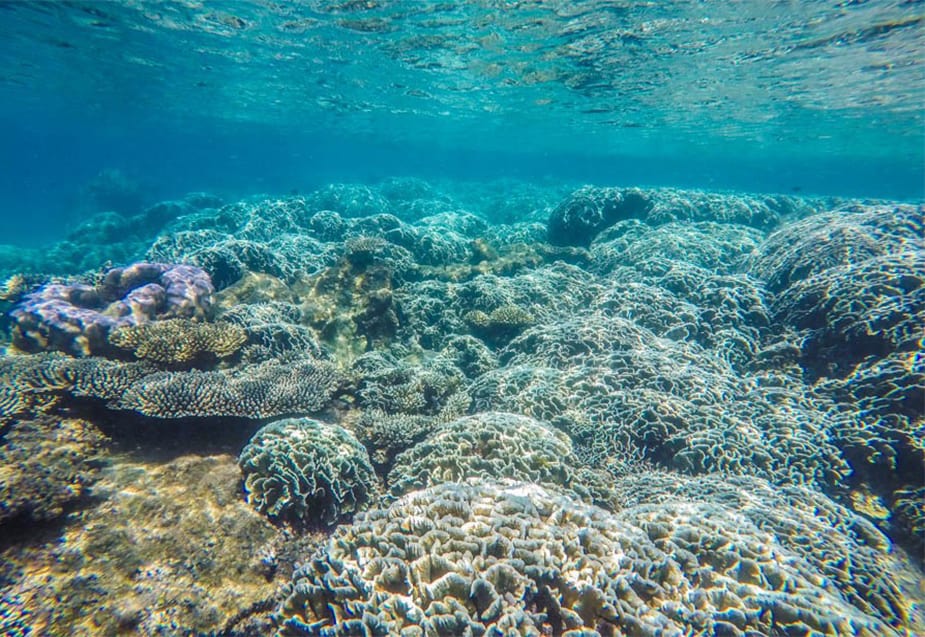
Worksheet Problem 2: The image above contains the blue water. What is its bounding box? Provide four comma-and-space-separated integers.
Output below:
1, 3, 924, 636
1, 1, 923, 245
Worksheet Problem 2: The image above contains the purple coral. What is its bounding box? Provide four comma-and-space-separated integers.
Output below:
10, 263, 214, 356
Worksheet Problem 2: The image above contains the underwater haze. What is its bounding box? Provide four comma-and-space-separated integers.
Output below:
1, 2, 924, 637
0, 1, 924, 244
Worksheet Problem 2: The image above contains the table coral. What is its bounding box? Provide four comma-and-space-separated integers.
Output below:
108, 318, 247, 365
116, 356, 344, 419
0, 351, 343, 420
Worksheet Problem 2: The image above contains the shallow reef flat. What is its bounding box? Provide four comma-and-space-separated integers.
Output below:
0, 178, 922, 636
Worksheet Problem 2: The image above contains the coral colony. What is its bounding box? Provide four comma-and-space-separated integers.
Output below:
1, 181, 922, 635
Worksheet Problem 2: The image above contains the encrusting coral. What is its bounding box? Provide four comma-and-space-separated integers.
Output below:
0, 415, 107, 524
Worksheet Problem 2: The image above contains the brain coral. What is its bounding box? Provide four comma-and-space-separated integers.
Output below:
239, 417, 376, 527
387, 412, 613, 508
277, 480, 906, 637
10, 262, 214, 356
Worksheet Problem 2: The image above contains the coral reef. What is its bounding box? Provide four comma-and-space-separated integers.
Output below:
116, 356, 344, 419
744, 203, 922, 293
352, 351, 469, 418
0, 416, 107, 524
108, 318, 247, 365
10, 262, 214, 356
277, 480, 911, 637
0, 454, 305, 636
473, 312, 848, 489
611, 470, 923, 631
386, 412, 614, 508
548, 186, 652, 246
1, 181, 922, 636
745, 205, 925, 551
0, 351, 343, 420
464, 304, 535, 345
773, 252, 923, 379
239, 417, 376, 527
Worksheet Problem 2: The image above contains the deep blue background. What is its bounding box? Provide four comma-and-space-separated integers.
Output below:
2, 107, 922, 247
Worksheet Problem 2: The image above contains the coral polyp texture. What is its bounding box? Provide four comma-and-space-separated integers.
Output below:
108, 318, 247, 364
239, 417, 376, 527
10, 262, 214, 356
0, 351, 343, 420
744, 204, 925, 551
116, 356, 344, 419
276, 480, 913, 637
1, 180, 923, 635
386, 412, 614, 508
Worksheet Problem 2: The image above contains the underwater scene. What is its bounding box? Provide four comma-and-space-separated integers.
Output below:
0, 2, 923, 636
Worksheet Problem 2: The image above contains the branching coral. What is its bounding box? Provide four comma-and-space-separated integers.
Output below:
108, 319, 247, 365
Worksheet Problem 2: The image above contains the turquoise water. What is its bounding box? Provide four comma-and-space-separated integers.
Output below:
0, 1, 923, 244
1, 3, 924, 636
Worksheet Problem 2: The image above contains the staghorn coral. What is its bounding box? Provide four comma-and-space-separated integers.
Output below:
108, 318, 247, 365
10, 262, 214, 356
386, 412, 614, 508
277, 480, 909, 637
239, 417, 376, 527
0, 415, 107, 524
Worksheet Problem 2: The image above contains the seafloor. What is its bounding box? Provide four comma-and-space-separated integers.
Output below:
0, 179, 922, 636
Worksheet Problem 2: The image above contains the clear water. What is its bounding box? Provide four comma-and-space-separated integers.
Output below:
0, 1, 923, 244
1, 3, 924, 636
